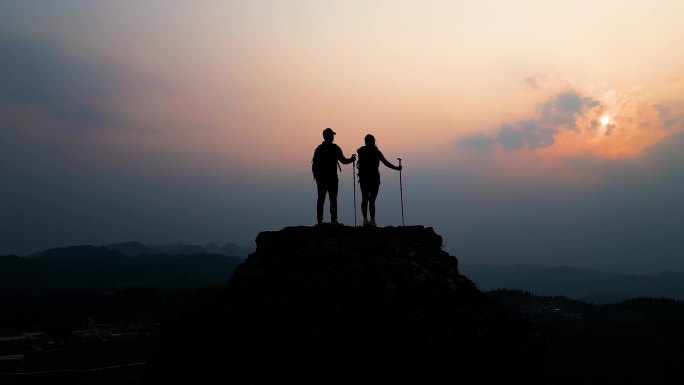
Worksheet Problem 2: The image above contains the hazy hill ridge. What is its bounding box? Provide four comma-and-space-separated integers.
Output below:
103, 241, 157, 257
0, 242, 245, 294
28, 240, 253, 259
146, 225, 544, 384
463, 264, 684, 304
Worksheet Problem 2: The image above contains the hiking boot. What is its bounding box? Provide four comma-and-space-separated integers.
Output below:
331, 220, 343, 226
369, 220, 377, 227
363, 219, 369, 226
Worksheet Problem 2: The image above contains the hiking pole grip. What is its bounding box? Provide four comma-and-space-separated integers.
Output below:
397, 158, 404, 226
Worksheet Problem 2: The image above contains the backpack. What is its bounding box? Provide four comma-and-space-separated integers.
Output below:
312, 143, 338, 180
356, 146, 380, 177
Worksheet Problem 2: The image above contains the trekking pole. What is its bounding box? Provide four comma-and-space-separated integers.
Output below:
398, 158, 404, 226
353, 156, 357, 227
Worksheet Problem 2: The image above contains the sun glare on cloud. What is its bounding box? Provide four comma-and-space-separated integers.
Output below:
538, 85, 672, 160
460, 80, 676, 166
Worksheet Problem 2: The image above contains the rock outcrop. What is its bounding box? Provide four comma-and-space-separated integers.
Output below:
146, 226, 544, 384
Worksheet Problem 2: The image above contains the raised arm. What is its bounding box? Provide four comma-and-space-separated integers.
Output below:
379, 152, 401, 170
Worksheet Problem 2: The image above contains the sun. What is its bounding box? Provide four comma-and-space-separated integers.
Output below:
600, 116, 610, 126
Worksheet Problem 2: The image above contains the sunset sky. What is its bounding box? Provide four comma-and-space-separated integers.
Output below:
2, 1, 683, 273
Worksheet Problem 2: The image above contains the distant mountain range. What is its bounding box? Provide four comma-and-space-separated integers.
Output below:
1, 241, 251, 294
30, 240, 253, 258
462, 264, 684, 304
6, 241, 684, 303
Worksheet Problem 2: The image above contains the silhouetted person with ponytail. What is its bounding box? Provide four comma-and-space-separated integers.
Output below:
356, 134, 401, 226
312, 128, 356, 225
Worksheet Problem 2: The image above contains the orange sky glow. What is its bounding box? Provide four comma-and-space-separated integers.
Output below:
17, 4, 684, 167
0, 1, 681, 185
2, 1, 684, 269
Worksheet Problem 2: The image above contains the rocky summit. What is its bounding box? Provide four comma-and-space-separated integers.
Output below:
145, 225, 544, 384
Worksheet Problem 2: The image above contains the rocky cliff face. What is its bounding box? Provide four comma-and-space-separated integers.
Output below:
146, 226, 544, 384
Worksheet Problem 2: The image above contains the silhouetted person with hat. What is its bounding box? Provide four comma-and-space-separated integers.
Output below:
312, 128, 356, 225
356, 134, 401, 226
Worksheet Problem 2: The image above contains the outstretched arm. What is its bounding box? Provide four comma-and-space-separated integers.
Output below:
379, 152, 402, 170
337, 147, 356, 165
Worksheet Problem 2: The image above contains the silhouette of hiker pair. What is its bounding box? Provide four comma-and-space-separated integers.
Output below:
312, 128, 402, 226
